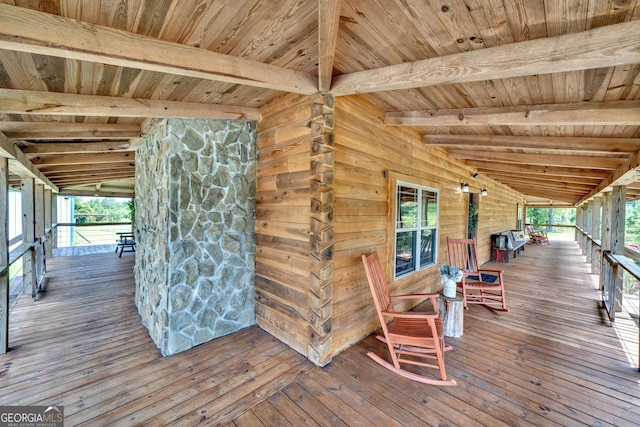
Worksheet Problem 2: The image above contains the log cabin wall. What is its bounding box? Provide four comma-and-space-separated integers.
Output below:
255, 93, 524, 364
330, 95, 524, 356
256, 94, 313, 358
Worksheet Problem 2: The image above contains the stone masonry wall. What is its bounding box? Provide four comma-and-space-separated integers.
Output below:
135, 118, 257, 356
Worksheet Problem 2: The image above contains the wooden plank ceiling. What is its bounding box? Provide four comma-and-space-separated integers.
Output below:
0, 0, 638, 205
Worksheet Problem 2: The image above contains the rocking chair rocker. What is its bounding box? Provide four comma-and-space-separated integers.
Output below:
361, 250, 456, 386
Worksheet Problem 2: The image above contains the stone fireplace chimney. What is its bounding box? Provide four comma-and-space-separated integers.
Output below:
134, 118, 257, 356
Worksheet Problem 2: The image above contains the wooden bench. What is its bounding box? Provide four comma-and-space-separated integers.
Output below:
505, 230, 527, 259
492, 230, 527, 262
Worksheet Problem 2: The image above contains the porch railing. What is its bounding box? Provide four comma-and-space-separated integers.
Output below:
576, 226, 640, 370
601, 251, 621, 324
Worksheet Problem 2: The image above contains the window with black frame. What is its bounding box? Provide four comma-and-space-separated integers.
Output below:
394, 182, 439, 279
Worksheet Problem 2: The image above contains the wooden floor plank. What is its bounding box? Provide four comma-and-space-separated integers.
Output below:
0, 238, 638, 426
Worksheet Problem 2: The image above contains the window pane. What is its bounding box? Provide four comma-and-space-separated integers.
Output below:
419, 229, 435, 268
395, 231, 416, 277
421, 190, 438, 227
397, 186, 417, 229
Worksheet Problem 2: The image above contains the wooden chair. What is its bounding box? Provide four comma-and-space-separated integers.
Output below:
361, 250, 456, 386
525, 224, 550, 245
446, 237, 508, 311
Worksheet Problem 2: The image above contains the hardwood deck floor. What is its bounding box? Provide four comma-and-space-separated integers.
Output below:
1, 239, 638, 426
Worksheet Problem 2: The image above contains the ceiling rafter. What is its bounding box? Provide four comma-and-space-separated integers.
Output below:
423, 134, 640, 154
0, 3, 317, 95
318, 0, 342, 93
0, 88, 262, 121
385, 101, 640, 127
331, 20, 640, 95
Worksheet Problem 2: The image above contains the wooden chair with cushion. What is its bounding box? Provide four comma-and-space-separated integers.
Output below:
446, 237, 508, 311
525, 224, 550, 245
361, 250, 456, 386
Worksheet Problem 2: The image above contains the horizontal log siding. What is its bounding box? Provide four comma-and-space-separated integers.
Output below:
256, 94, 312, 356
331, 95, 523, 355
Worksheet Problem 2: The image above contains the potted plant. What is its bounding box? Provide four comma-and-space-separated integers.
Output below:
438, 263, 462, 298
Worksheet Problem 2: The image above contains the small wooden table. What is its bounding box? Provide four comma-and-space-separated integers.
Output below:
116, 232, 136, 257
436, 295, 464, 338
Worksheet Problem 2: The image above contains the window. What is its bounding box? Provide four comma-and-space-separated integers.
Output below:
394, 182, 439, 279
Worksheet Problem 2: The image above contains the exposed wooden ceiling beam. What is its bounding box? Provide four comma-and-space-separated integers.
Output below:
58, 188, 134, 198
318, 0, 342, 93
53, 173, 134, 185
0, 122, 140, 140
578, 151, 640, 203
448, 149, 625, 169
38, 162, 135, 174
485, 171, 601, 187
0, 3, 316, 95
386, 101, 640, 127
45, 168, 135, 179
331, 20, 640, 95
486, 174, 595, 193
0, 89, 261, 121
0, 131, 57, 191
19, 141, 132, 154
423, 134, 640, 154
29, 152, 134, 166
510, 187, 582, 204
467, 161, 611, 179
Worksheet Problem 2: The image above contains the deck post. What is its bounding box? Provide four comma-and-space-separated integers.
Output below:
21, 178, 36, 297
585, 200, 593, 263
599, 192, 612, 293
610, 186, 626, 310
591, 196, 601, 274
0, 157, 8, 354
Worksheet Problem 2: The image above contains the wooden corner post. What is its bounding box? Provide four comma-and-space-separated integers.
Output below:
0, 157, 8, 354
308, 93, 334, 366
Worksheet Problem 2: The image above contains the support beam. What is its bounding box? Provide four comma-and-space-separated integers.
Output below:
448, 150, 624, 170
29, 152, 134, 166
386, 101, 640, 127
0, 157, 8, 354
423, 134, 640, 154
331, 20, 640, 95
19, 141, 132, 154
0, 122, 140, 140
579, 152, 640, 203
0, 4, 316, 95
0, 89, 261, 121
318, 0, 341, 93
0, 132, 57, 191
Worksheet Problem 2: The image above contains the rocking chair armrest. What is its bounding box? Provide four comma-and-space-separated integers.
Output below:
390, 293, 439, 301
476, 269, 503, 274
380, 310, 439, 320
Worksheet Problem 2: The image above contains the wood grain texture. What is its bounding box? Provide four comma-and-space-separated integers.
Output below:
1, 239, 637, 425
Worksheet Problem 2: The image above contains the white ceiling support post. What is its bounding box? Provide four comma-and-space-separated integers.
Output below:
0, 157, 9, 354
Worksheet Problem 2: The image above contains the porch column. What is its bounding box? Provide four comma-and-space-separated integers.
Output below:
44, 189, 53, 258
21, 178, 35, 296
0, 158, 8, 354
591, 196, 602, 274
599, 192, 612, 293
585, 200, 593, 263
610, 186, 626, 309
